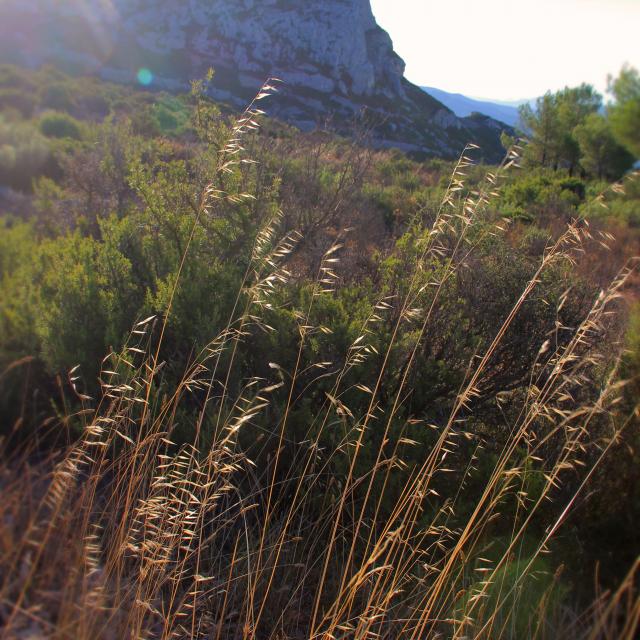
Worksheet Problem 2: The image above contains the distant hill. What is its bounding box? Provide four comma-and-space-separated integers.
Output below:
421, 87, 532, 129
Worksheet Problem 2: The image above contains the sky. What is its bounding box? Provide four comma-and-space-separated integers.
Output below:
369, 0, 640, 101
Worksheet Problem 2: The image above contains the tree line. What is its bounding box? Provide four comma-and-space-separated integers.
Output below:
517, 65, 639, 179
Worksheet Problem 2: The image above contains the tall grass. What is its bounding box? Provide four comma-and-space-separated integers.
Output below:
0, 83, 638, 640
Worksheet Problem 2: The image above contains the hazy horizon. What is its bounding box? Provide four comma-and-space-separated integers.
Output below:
370, 0, 640, 101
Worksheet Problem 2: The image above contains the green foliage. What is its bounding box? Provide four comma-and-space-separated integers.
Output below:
621, 302, 640, 391
363, 182, 424, 229
0, 64, 637, 631
0, 88, 37, 118
458, 553, 567, 639
500, 131, 516, 152
580, 172, 640, 226
191, 69, 226, 147
0, 65, 38, 117
0, 115, 50, 190
520, 84, 602, 174
521, 75, 639, 180
40, 80, 76, 112
152, 95, 190, 136
499, 169, 585, 221
39, 111, 83, 140
573, 112, 634, 180
0, 220, 39, 359
32, 230, 137, 379
607, 65, 640, 158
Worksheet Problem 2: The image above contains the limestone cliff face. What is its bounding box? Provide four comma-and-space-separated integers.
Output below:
129, 0, 405, 97
0, 0, 510, 159
0, 0, 404, 97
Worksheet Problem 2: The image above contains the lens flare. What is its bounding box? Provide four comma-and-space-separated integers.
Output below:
137, 68, 153, 86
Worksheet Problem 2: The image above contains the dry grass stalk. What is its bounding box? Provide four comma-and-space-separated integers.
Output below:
0, 93, 637, 640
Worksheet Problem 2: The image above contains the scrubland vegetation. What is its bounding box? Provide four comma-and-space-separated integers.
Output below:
0, 64, 639, 639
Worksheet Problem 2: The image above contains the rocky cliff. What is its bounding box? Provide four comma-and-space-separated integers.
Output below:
0, 0, 510, 160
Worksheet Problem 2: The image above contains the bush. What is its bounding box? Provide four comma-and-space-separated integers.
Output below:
0, 88, 37, 118
0, 67, 638, 640
39, 111, 83, 140
457, 554, 567, 638
579, 172, 640, 226
40, 81, 76, 112
499, 169, 586, 221
34, 229, 139, 381
0, 219, 39, 358
152, 95, 190, 136
0, 116, 50, 190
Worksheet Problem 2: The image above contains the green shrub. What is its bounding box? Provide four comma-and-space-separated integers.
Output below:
34, 229, 139, 381
579, 172, 640, 226
457, 554, 567, 639
0, 116, 50, 190
152, 95, 190, 136
40, 81, 76, 112
0, 88, 37, 118
0, 219, 39, 358
499, 169, 586, 221
39, 112, 83, 140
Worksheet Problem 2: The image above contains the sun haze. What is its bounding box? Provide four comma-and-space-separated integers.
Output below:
370, 0, 640, 101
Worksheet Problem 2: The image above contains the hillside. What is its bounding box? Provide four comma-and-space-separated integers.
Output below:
0, 4, 639, 639
0, 0, 511, 160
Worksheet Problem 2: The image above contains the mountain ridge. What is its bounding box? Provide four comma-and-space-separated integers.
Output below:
421, 86, 526, 128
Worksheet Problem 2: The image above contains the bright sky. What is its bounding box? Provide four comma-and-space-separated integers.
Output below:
369, 0, 640, 101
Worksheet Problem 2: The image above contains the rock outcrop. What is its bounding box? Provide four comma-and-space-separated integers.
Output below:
0, 0, 510, 160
